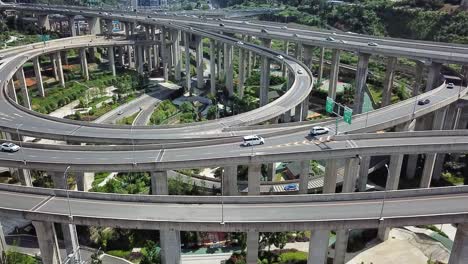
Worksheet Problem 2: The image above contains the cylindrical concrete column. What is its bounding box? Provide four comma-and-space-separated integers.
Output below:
55, 52, 65, 88
151, 171, 168, 195
238, 47, 246, 98
303, 44, 314, 69
195, 36, 204, 89
342, 157, 359, 193
108, 46, 116, 76
225, 44, 234, 96
412, 60, 424, 96
353, 53, 371, 114
68, 16, 76, 36
381, 57, 397, 107
184, 32, 191, 94
308, 230, 329, 264
32, 221, 61, 264
0, 222, 6, 253
248, 164, 261, 195
160, 229, 181, 264
299, 160, 309, 194
76, 172, 94, 192
87, 16, 100, 35
38, 14, 50, 30
223, 166, 237, 196
318, 47, 325, 84
7, 80, 18, 103
80, 48, 89, 81
323, 160, 338, 194
161, 27, 169, 81
246, 231, 259, 264
328, 49, 341, 100
449, 224, 468, 264
33, 57, 45, 97
174, 30, 182, 81
425, 62, 443, 92
209, 39, 216, 95
259, 38, 272, 106
15, 67, 31, 109
282, 40, 289, 78
334, 229, 349, 264
357, 156, 370, 192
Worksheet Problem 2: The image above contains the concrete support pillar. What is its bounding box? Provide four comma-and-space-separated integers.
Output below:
449, 224, 468, 264
7, 80, 18, 103
334, 229, 349, 264
357, 156, 370, 192
420, 108, 447, 188
161, 27, 169, 82
76, 172, 94, 192
69, 16, 76, 36
209, 39, 216, 95
32, 221, 61, 264
151, 171, 168, 195
328, 49, 341, 100
295, 42, 303, 61
260, 55, 270, 106
223, 166, 237, 196
174, 31, 182, 81
342, 158, 359, 193
128, 45, 135, 69
137, 46, 144, 75
318, 47, 325, 84
381, 57, 397, 107
225, 44, 234, 96
299, 160, 309, 194
108, 46, 116, 76
38, 14, 50, 30
217, 42, 223, 80
184, 32, 191, 94
33, 57, 45, 97
412, 60, 424, 96
248, 164, 261, 195
308, 230, 329, 264
323, 160, 338, 193
49, 172, 80, 263
87, 16, 99, 35
353, 53, 371, 114
238, 47, 246, 98
160, 229, 181, 264
377, 154, 404, 241
303, 45, 314, 69
282, 40, 289, 78
147, 45, 153, 72
246, 231, 259, 264
55, 52, 65, 88
80, 48, 89, 81
0, 222, 6, 253
15, 67, 31, 109
247, 36, 253, 78
18, 169, 33, 187
425, 62, 442, 92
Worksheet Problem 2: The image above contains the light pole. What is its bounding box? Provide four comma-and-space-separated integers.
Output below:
220, 169, 224, 225
63, 165, 73, 221
379, 164, 389, 221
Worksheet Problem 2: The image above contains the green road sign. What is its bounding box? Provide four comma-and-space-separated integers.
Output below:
326, 97, 334, 114
344, 107, 353, 124
40, 35, 50, 42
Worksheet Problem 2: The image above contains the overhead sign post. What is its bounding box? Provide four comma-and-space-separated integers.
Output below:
325, 97, 353, 134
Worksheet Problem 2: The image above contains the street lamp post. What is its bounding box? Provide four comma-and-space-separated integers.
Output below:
379, 164, 390, 221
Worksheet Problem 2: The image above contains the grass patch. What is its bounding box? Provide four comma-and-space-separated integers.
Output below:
117, 111, 140, 125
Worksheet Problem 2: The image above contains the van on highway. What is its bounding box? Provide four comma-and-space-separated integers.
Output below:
241, 135, 264, 147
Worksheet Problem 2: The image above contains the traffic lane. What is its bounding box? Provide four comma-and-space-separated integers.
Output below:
0, 191, 48, 211
33, 194, 468, 223
0, 148, 161, 165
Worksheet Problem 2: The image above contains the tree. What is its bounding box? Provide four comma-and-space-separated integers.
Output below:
140, 240, 161, 264
90, 251, 102, 264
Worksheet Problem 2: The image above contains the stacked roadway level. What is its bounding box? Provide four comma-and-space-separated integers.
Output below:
0, 2, 468, 264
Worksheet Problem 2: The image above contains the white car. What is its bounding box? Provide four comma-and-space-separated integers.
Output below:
297, 69, 304, 74
276, 55, 284, 60
368, 42, 379, 47
242, 135, 264, 147
1, 143, 20, 152
309, 126, 330, 136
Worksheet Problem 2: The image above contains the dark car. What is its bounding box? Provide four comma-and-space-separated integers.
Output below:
417, 99, 430, 105
447, 83, 454, 89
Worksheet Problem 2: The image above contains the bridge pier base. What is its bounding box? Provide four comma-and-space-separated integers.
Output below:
449, 224, 468, 264
32, 221, 61, 264
76, 172, 94, 192
425, 62, 442, 92
38, 14, 50, 30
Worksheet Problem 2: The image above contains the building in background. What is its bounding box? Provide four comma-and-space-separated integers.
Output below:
137, 0, 167, 10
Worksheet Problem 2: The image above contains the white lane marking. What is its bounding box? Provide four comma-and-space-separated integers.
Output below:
12, 113, 22, 118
